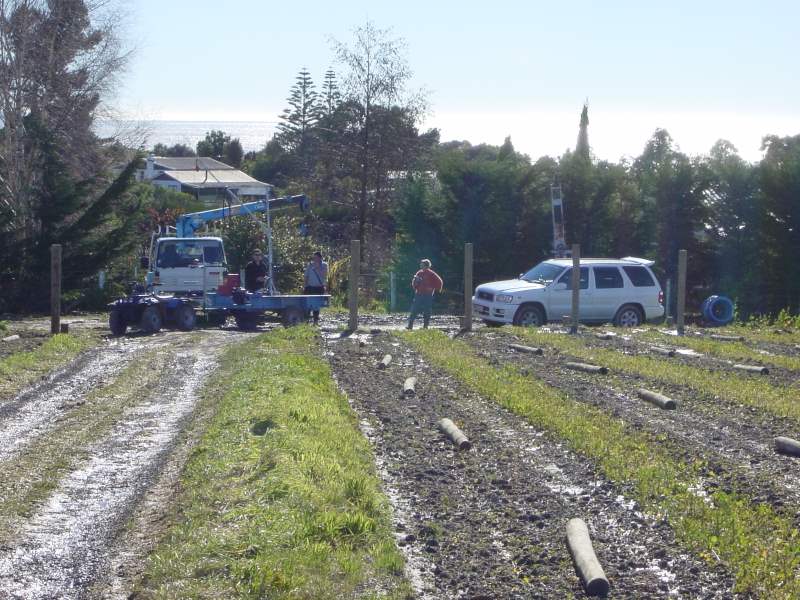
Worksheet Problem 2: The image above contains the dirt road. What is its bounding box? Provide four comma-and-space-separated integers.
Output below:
0, 325, 254, 600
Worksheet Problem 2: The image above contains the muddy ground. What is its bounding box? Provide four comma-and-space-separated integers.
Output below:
0, 319, 263, 600
324, 320, 737, 598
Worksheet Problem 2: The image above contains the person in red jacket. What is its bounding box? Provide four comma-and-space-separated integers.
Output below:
407, 259, 443, 329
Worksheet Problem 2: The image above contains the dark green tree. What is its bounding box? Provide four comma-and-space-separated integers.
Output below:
576, 102, 590, 160
152, 143, 196, 157
224, 138, 244, 168
319, 68, 342, 116
196, 130, 230, 159
276, 68, 320, 175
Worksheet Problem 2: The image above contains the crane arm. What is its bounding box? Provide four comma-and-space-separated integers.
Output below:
175, 193, 308, 237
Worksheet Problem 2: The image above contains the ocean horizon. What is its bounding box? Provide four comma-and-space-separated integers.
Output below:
95, 120, 278, 154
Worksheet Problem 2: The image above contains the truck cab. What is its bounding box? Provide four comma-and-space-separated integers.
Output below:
147, 237, 226, 295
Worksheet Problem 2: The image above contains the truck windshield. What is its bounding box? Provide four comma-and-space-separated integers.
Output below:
157, 241, 225, 268
520, 262, 564, 284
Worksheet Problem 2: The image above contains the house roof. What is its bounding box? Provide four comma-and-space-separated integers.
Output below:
152, 157, 234, 171
154, 169, 270, 190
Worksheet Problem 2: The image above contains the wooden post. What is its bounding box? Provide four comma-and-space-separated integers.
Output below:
676, 249, 687, 336
463, 242, 473, 331
348, 240, 360, 331
389, 271, 396, 312
570, 244, 580, 334
50, 244, 62, 335
664, 278, 672, 324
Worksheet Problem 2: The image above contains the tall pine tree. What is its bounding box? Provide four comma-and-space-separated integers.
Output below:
276, 68, 320, 175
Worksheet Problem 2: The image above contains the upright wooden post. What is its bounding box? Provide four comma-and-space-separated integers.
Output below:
664, 278, 672, 325
348, 240, 360, 331
463, 242, 473, 331
389, 271, 396, 312
50, 244, 62, 335
570, 244, 580, 334
676, 249, 687, 336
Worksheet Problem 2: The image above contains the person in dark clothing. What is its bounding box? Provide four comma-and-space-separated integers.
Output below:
303, 251, 328, 324
244, 249, 268, 292
407, 258, 443, 329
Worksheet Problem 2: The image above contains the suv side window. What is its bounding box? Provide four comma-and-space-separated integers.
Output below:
594, 267, 624, 289
622, 265, 656, 287
558, 267, 589, 290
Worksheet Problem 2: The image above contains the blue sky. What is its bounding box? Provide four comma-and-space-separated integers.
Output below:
116, 0, 800, 162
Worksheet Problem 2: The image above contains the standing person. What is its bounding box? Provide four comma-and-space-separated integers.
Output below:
303, 251, 328, 324
244, 249, 268, 292
407, 259, 443, 330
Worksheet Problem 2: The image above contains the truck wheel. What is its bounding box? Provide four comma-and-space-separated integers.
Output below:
205, 311, 227, 327
175, 304, 196, 331
513, 304, 545, 327
281, 306, 304, 327
613, 304, 643, 327
139, 305, 162, 333
109, 310, 127, 336
235, 314, 257, 331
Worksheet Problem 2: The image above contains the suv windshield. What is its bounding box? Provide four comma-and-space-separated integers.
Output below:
157, 240, 225, 268
520, 262, 564, 284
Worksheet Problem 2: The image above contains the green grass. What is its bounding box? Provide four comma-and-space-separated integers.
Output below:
711, 324, 800, 346
138, 327, 411, 600
0, 332, 97, 400
511, 328, 800, 423
402, 329, 800, 598
640, 330, 800, 371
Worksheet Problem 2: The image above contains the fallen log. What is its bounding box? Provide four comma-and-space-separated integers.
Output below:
774, 436, 800, 457
403, 377, 417, 397
377, 354, 392, 370
566, 518, 610, 597
437, 418, 471, 450
637, 388, 677, 410
709, 334, 744, 342
2, 334, 20, 342
565, 362, 608, 375
508, 343, 544, 355
733, 364, 769, 375
595, 332, 615, 340
649, 346, 676, 357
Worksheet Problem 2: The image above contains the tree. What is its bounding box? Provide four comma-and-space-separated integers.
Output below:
224, 138, 244, 168
276, 68, 320, 176
319, 68, 342, 116
333, 21, 427, 246
196, 130, 230, 158
152, 143, 196, 157
576, 102, 590, 160
0, 0, 137, 311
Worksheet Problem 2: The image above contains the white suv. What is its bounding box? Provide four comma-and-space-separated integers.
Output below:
473, 257, 664, 327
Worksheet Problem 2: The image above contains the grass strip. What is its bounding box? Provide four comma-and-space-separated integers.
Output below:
712, 325, 800, 346
403, 330, 800, 597
0, 332, 97, 401
640, 330, 800, 371
512, 328, 800, 422
138, 327, 411, 600
0, 346, 170, 541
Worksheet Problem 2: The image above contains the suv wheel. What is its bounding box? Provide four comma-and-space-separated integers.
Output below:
614, 304, 643, 327
513, 304, 545, 327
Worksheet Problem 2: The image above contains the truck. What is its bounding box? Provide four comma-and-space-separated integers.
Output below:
108, 191, 329, 335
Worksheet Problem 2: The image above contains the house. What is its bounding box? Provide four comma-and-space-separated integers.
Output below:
140, 155, 272, 203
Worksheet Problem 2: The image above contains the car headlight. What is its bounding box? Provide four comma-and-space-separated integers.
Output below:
495, 293, 514, 303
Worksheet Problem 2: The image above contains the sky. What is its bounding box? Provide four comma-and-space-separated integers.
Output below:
115, 0, 800, 162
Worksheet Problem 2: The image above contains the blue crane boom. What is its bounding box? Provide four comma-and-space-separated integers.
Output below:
175, 194, 308, 237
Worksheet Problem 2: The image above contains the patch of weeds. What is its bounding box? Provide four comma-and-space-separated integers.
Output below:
513, 327, 800, 423
0, 320, 7, 332
0, 332, 97, 401
137, 327, 412, 600
402, 329, 800, 598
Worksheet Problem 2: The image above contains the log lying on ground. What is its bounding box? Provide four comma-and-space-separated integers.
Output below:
774, 436, 800, 457
403, 377, 417, 397
595, 332, 615, 340
509, 343, 544, 355
437, 418, 471, 450
2, 334, 20, 342
377, 354, 392, 370
637, 388, 677, 410
565, 362, 608, 375
649, 346, 676, 357
566, 518, 610, 597
709, 334, 745, 342
733, 363, 769, 375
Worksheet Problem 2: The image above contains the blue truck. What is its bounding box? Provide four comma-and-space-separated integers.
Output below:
108, 192, 329, 335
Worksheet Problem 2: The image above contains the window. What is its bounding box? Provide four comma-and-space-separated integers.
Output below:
623, 266, 656, 287
521, 262, 564, 284
558, 267, 589, 290
594, 267, 624, 289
